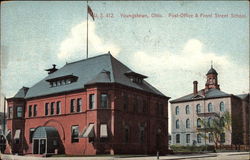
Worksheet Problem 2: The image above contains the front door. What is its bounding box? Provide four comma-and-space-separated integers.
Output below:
33, 139, 46, 154
40, 139, 46, 154
33, 139, 39, 154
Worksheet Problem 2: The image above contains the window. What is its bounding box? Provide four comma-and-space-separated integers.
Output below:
53, 81, 57, 87
76, 98, 82, 112
197, 118, 202, 128
56, 101, 61, 114
66, 79, 72, 84
176, 119, 180, 129
185, 105, 190, 114
17, 106, 23, 118
33, 105, 37, 117
8, 107, 13, 119
100, 94, 108, 108
196, 104, 201, 113
70, 99, 75, 112
197, 134, 202, 143
220, 117, 225, 127
220, 102, 225, 112
175, 106, 179, 115
208, 103, 213, 112
139, 128, 145, 143
45, 103, 49, 116
220, 133, 225, 143
186, 134, 190, 143
176, 134, 180, 143
186, 119, 190, 128
124, 127, 129, 143
29, 128, 35, 143
28, 105, 32, 117
71, 126, 79, 143
208, 117, 212, 128
123, 94, 128, 112
60, 80, 65, 85
89, 94, 95, 109
209, 133, 213, 143
133, 98, 138, 113
51, 102, 54, 115
100, 124, 108, 139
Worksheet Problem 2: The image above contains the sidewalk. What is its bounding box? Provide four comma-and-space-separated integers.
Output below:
0, 153, 219, 160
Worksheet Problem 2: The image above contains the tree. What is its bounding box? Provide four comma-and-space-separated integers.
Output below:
197, 111, 231, 149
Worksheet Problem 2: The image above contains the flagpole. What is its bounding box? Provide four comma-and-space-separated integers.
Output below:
3, 97, 6, 136
86, 0, 89, 59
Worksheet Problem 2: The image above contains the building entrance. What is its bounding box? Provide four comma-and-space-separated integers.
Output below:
33, 139, 46, 154
32, 126, 60, 154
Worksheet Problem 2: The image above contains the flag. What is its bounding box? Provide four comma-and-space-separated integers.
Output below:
88, 5, 95, 21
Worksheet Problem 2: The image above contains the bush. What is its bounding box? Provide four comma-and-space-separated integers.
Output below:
170, 145, 215, 153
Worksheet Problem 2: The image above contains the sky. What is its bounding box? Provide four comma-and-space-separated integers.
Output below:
1, 1, 249, 116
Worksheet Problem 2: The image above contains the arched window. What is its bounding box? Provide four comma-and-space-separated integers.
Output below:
220, 102, 225, 112
197, 118, 202, 128
208, 117, 212, 128
186, 119, 190, 128
176, 134, 180, 143
185, 105, 190, 114
176, 119, 180, 129
208, 103, 213, 112
220, 133, 225, 143
197, 134, 202, 143
196, 104, 201, 113
220, 117, 225, 127
175, 106, 179, 115
209, 133, 213, 143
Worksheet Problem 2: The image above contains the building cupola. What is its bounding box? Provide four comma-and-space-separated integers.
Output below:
205, 64, 220, 90
206, 66, 218, 75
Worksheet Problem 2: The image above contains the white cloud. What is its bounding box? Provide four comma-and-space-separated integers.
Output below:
183, 39, 203, 54
58, 21, 121, 61
129, 39, 249, 99
129, 39, 249, 133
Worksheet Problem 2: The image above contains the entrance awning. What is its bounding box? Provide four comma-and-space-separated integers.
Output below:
33, 126, 59, 139
100, 124, 108, 138
14, 129, 21, 139
82, 124, 95, 138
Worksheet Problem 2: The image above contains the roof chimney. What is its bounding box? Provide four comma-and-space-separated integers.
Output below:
193, 81, 198, 94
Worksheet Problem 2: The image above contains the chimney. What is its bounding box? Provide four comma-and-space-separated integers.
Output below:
193, 81, 198, 94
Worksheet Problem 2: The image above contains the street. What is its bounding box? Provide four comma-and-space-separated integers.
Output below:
0, 152, 250, 160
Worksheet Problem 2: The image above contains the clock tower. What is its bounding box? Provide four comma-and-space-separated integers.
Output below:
205, 65, 220, 90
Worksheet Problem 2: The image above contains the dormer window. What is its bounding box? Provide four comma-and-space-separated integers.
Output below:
46, 74, 78, 87
125, 71, 147, 84
66, 79, 72, 84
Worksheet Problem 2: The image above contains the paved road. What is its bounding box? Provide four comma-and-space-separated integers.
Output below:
1, 152, 250, 160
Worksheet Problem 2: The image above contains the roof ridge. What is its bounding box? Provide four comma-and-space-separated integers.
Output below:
109, 54, 116, 82
66, 53, 110, 65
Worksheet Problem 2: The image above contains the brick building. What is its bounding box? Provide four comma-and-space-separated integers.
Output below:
170, 66, 249, 147
5, 53, 170, 155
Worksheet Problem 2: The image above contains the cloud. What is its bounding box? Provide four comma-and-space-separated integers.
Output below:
129, 39, 249, 99
183, 39, 203, 54
129, 39, 249, 132
57, 21, 121, 61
